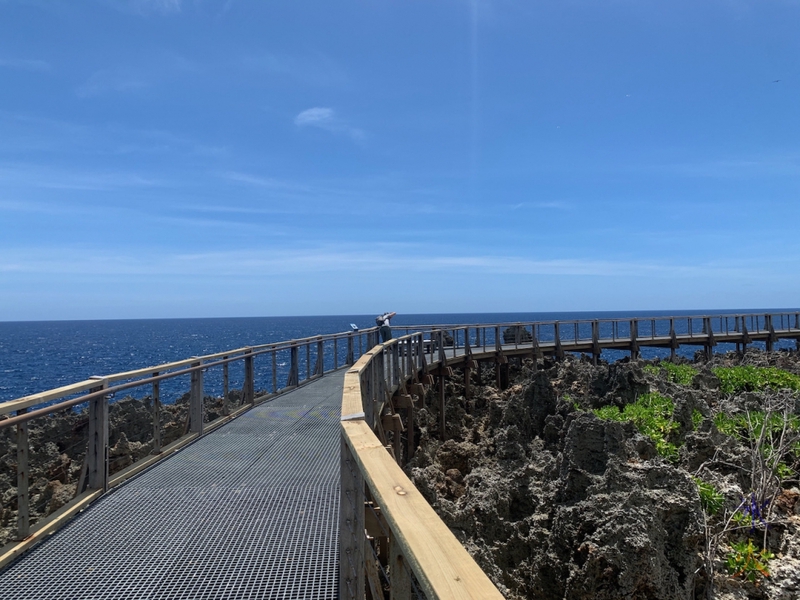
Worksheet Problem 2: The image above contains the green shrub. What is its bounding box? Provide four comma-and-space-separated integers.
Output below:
713, 366, 800, 394
715, 410, 800, 441
643, 362, 697, 386
714, 412, 747, 437
694, 478, 724, 515
725, 539, 774, 583
594, 393, 680, 461
642, 364, 660, 377
661, 362, 698, 386
692, 409, 703, 430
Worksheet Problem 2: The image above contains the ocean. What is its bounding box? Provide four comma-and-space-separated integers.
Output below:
1, 310, 795, 404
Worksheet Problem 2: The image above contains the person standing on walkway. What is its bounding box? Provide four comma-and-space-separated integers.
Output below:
377, 312, 396, 342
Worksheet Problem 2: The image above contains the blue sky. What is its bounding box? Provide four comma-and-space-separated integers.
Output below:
1, 0, 799, 320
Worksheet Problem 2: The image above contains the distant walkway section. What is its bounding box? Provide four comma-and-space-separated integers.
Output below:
0, 370, 346, 600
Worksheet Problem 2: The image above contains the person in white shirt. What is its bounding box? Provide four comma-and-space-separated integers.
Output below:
376, 312, 396, 342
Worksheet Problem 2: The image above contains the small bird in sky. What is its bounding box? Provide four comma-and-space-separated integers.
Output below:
773, 80, 781, 83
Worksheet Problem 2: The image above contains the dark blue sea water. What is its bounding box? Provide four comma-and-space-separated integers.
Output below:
1, 310, 796, 404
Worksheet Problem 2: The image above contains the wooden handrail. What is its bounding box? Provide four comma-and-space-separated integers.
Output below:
0, 325, 380, 568
339, 334, 503, 599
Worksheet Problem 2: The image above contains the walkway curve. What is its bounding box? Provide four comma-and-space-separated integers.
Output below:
0, 370, 346, 600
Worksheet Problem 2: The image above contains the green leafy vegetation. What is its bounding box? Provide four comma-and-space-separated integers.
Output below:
643, 362, 698, 386
714, 410, 800, 441
593, 393, 680, 461
642, 364, 659, 377
694, 478, 724, 515
731, 510, 752, 529
725, 539, 774, 583
714, 412, 743, 437
713, 366, 800, 395
692, 409, 703, 430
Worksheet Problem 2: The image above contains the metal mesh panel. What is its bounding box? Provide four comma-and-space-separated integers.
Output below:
0, 371, 346, 600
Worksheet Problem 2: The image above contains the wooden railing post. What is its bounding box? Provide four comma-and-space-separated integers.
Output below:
152, 372, 162, 454
591, 320, 600, 365
244, 348, 255, 403
629, 320, 639, 360
346, 334, 355, 366
222, 360, 229, 416
287, 344, 300, 388
190, 360, 204, 435
16, 407, 29, 540
554, 322, 564, 360
271, 349, 277, 394
314, 338, 325, 377
87, 377, 109, 492
741, 319, 751, 353
703, 317, 716, 360
766, 314, 776, 351
530, 325, 541, 370
669, 318, 678, 360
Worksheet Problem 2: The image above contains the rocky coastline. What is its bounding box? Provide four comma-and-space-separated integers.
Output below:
407, 349, 800, 600
3, 348, 800, 599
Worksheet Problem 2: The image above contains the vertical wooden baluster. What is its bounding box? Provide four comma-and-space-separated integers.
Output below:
347, 334, 354, 366
271, 349, 277, 394
190, 360, 204, 435
244, 348, 255, 403
287, 345, 299, 388
16, 407, 29, 540
222, 360, 229, 415
152, 372, 162, 453
87, 377, 109, 492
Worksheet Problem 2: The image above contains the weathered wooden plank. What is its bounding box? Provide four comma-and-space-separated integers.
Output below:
0, 380, 99, 415
342, 370, 365, 420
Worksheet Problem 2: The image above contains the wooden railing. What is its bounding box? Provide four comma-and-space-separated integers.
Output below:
2, 311, 799, 591
339, 333, 503, 599
394, 311, 800, 363
0, 327, 379, 567
337, 311, 800, 599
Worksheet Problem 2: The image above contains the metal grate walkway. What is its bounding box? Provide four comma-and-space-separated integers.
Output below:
0, 370, 346, 600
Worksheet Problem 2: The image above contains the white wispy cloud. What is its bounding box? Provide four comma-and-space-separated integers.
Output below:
76, 69, 149, 97
219, 171, 313, 192
645, 153, 800, 179
0, 163, 161, 191
294, 107, 366, 142
0, 58, 51, 71
510, 201, 569, 210
0, 245, 757, 280
103, 0, 182, 15
238, 53, 347, 87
